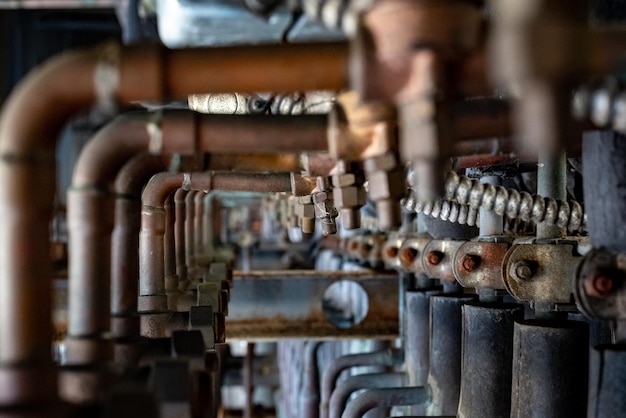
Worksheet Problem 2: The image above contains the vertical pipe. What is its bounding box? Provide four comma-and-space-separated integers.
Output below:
536, 150, 566, 240
589, 347, 626, 418
405, 289, 439, 416
510, 320, 589, 418
164, 194, 178, 307
426, 294, 475, 416
185, 190, 198, 280
243, 342, 255, 418
300, 341, 323, 418
174, 189, 188, 287
457, 303, 523, 418
194, 191, 206, 267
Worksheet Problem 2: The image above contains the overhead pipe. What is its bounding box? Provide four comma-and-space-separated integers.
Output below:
0, 40, 347, 405
320, 348, 404, 418
139, 171, 301, 338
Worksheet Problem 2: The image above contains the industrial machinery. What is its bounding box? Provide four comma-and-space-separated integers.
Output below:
0, 0, 625, 417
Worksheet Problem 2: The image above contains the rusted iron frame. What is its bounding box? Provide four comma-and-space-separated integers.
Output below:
0, 41, 347, 405
329, 372, 406, 418
320, 348, 403, 418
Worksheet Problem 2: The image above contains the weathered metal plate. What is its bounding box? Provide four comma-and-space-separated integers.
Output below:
422, 239, 465, 281
453, 241, 509, 289
503, 244, 580, 303
225, 270, 399, 340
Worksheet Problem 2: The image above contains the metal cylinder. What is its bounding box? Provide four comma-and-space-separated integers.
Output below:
426, 294, 475, 416
510, 320, 589, 418
457, 303, 524, 418
583, 131, 626, 252
589, 346, 626, 418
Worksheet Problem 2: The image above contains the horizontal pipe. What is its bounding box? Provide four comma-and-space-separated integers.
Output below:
343, 387, 429, 418
329, 372, 405, 418
320, 348, 404, 418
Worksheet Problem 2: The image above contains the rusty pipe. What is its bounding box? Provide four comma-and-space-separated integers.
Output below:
0, 40, 348, 405
111, 153, 171, 340
174, 189, 188, 286
320, 348, 404, 418
185, 190, 198, 279
194, 191, 208, 267
139, 172, 296, 326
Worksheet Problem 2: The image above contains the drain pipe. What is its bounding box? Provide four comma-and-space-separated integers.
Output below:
139, 171, 300, 338
320, 348, 404, 418
0, 40, 346, 406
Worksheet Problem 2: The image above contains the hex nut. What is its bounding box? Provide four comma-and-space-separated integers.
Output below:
367, 169, 406, 201
334, 186, 366, 208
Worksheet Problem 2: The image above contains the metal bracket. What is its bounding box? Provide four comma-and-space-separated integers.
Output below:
452, 240, 510, 289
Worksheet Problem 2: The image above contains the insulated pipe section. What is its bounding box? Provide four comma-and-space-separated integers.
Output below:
457, 303, 524, 418
426, 294, 476, 416
510, 320, 589, 418
0, 41, 347, 406
342, 387, 429, 418
329, 372, 405, 418
589, 346, 626, 418
320, 348, 404, 418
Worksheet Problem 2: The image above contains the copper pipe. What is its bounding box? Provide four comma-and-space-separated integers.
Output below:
0, 41, 347, 405
194, 191, 208, 267
185, 190, 199, 279
174, 189, 188, 286
111, 154, 170, 340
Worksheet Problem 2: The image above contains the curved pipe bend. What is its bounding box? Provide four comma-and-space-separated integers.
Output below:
320, 348, 404, 418
329, 372, 406, 418
342, 386, 429, 418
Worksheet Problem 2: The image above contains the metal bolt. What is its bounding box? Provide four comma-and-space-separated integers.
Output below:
460, 254, 481, 273
585, 274, 614, 298
401, 248, 418, 266
512, 260, 535, 281
426, 250, 443, 266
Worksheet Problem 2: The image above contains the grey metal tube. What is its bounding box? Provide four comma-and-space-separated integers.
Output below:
329, 372, 405, 418
342, 387, 429, 418
426, 294, 475, 416
510, 320, 589, 418
300, 341, 323, 418
589, 345, 626, 418
405, 289, 439, 416
320, 348, 403, 418
457, 303, 524, 418
536, 150, 566, 239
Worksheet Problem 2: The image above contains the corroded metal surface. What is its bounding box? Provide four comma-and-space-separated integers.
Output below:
226, 270, 399, 340
453, 240, 510, 289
